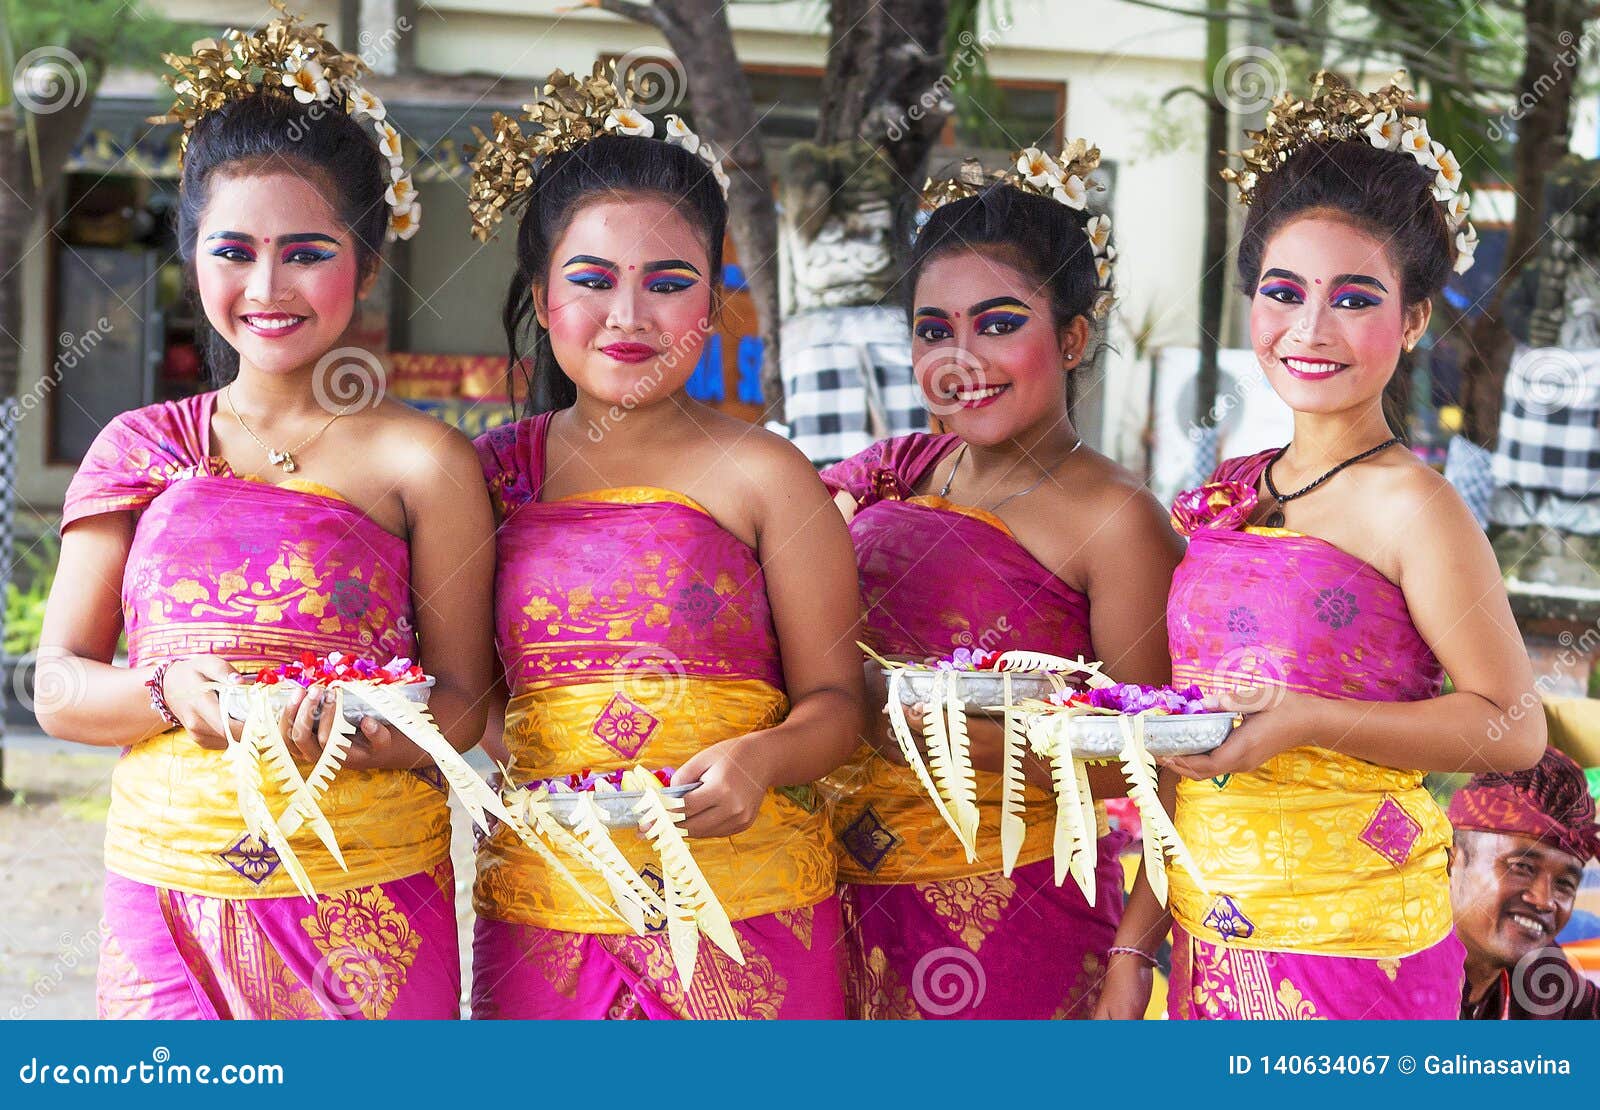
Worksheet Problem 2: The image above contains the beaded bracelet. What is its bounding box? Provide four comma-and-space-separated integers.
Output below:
1107, 945, 1159, 968
145, 659, 182, 728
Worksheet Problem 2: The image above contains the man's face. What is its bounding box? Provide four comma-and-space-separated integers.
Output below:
1451, 830, 1585, 969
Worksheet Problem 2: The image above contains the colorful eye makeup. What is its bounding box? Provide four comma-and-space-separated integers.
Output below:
204, 231, 339, 264
913, 308, 955, 341
1329, 284, 1382, 309
642, 259, 701, 293
971, 297, 1032, 335
562, 255, 620, 288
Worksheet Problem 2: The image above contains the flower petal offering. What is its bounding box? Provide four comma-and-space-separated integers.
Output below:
517, 767, 697, 830
223, 651, 434, 725
864, 642, 1214, 910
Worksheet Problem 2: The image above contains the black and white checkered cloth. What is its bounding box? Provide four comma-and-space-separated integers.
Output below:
780, 305, 927, 467
1445, 435, 1494, 528
1492, 346, 1600, 500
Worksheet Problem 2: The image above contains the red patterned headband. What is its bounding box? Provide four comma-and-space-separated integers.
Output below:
1448, 748, 1600, 864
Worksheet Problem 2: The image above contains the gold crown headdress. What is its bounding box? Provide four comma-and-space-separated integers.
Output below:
918, 138, 1117, 316
466, 60, 729, 243
150, 3, 420, 242
1222, 69, 1476, 274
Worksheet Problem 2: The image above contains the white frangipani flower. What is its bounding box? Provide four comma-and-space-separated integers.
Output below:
605, 107, 654, 137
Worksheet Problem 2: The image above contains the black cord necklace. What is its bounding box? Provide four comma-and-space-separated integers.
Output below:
1261, 437, 1400, 527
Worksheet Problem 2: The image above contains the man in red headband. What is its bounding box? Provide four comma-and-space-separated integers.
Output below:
1449, 747, 1599, 1019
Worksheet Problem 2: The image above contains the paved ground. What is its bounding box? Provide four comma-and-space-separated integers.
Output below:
0, 730, 481, 1019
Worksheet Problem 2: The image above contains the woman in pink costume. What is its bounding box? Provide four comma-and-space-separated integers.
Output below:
823, 161, 1182, 1019
466, 84, 865, 1019
1101, 73, 1545, 1019
38, 19, 494, 1019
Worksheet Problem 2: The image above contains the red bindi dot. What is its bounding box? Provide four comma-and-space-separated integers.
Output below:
1314, 278, 1321, 284
263, 236, 271, 243
954, 311, 961, 318
628, 264, 636, 270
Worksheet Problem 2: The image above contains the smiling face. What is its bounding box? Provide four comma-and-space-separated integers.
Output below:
535, 195, 714, 408
1451, 829, 1584, 970
1249, 212, 1430, 419
910, 249, 1083, 446
193, 169, 368, 377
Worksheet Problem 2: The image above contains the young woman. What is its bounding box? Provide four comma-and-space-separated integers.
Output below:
1103, 75, 1544, 1020
37, 20, 494, 1019
466, 89, 865, 1019
821, 162, 1183, 1019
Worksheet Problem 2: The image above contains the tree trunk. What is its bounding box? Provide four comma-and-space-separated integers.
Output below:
1461, 0, 1588, 446
1195, 0, 1229, 460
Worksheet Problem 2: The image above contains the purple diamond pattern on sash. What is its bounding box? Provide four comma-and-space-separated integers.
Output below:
217, 833, 281, 885
839, 805, 901, 873
1203, 893, 1255, 941
1358, 795, 1423, 866
591, 692, 659, 759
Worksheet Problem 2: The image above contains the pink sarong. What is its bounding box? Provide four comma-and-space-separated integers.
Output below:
471, 414, 842, 1018
98, 865, 460, 1019
64, 393, 459, 1019
1165, 449, 1465, 1019
821, 433, 1124, 1019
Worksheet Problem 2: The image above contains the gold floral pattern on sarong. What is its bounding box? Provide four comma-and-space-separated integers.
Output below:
1377, 956, 1400, 982
1052, 950, 1106, 1019
300, 885, 421, 1020
525, 925, 585, 1000
849, 945, 923, 1020
1186, 939, 1324, 1020
599, 929, 786, 1019
915, 871, 1015, 953
774, 906, 814, 950
163, 889, 321, 1018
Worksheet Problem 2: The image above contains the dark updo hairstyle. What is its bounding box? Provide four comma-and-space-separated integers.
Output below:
907, 182, 1103, 335
1236, 140, 1458, 437
177, 91, 390, 384
502, 133, 728, 414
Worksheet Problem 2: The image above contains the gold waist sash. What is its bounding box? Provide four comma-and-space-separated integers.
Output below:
822, 746, 1108, 885
474, 678, 836, 932
1170, 746, 1453, 958
104, 729, 451, 898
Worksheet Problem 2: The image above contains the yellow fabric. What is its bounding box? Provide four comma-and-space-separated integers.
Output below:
554, 485, 713, 515
1167, 722, 1455, 958
824, 748, 1109, 884
475, 677, 836, 932
1545, 696, 1600, 768
904, 495, 1013, 537
104, 728, 451, 899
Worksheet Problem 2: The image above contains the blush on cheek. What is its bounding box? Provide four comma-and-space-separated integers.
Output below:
194, 262, 237, 334
544, 290, 604, 348
297, 254, 361, 328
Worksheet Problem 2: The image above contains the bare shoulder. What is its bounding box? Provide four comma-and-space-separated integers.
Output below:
1072, 450, 1177, 545
688, 408, 823, 495
1355, 452, 1491, 578
368, 399, 485, 488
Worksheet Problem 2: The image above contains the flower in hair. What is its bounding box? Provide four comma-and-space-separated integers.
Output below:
920, 139, 1117, 297
151, 2, 422, 243
466, 60, 729, 243
1221, 69, 1476, 274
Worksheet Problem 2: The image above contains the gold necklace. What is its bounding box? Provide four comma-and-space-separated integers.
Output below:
223, 385, 343, 474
